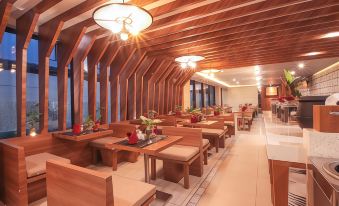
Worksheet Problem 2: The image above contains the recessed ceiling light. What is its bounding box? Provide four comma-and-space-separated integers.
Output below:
320, 31, 339, 38
232, 78, 236, 82
291, 71, 296, 75
236, 81, 240, 84
301, 51, 325, 56
298, 63, 304, 69
255, 76, 262, 81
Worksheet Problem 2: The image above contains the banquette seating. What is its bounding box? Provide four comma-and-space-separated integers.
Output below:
90, 123, 140, 171
46, 160, 156, 206
150, 127, 205, 189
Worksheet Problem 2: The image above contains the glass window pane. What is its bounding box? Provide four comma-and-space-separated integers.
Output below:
195, 82, 202, 108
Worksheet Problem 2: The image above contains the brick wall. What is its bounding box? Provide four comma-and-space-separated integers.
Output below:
300, 62, 339, 96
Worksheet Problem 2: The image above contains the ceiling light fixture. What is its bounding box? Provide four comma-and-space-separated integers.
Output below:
298, 63, 304, 69
232, 78, 236, 82
291, 71, 296, 75
320, 31, 339, 38
236, 81, 240, 84
255, 76, 262, 81
301, 51, 325, 56
93, 0, 153, 41
175, 55, 204, 69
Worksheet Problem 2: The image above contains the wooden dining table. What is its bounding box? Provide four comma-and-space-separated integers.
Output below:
179, 120, 218, 128
106, 135, 183, 183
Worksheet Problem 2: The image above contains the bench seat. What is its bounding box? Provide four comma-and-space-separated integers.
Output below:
90, 136, 122, 148
111, 175, 156, 206
158, 145, 199, 161
26, 152, 70, 178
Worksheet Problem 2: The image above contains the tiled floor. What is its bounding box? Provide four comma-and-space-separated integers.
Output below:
197, 117, 273, 206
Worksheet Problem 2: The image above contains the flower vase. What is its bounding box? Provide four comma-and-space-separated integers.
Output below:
145, 127, 153, 142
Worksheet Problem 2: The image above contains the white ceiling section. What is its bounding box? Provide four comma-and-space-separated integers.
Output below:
193, 57, 339, 87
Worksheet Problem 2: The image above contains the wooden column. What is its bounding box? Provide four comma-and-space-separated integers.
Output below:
38, 20, 64, 134
72, 34, 96, 124
135, 57, 155, 117
142, 60, 165, 114
169, 70, 184, 111
156, 64, 176, 114
99, 44, 120, 124
110, 46, 136, 121
87, 37, 110, 121
15, 11, 39, 136
0, 0, 14, 42
118, 51, 146, 120
164, 68, 181, 113
57, 26, 87, 130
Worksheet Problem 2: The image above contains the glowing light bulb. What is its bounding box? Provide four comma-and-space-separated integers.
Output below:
188, 61, 196, 68
298, 63, 304, 69
130, 29, 140, 36
120, 32, 129, 41
232, 78, 236, 82
180, 62, 187, 69
0, 68, 3, 72
291, 71, 296, 75
110, 25, 122, 33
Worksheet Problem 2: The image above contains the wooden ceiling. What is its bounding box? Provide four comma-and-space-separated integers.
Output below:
3, 0, 339, 70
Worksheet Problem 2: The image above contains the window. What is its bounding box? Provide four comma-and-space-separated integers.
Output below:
189, 80, 216, 109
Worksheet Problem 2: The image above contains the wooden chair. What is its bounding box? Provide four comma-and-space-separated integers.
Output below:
150, 127, 204, 189
90, 123, 139, 171
46, 160, 156, 206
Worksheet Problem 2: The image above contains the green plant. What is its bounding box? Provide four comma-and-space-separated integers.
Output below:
215, 105, 223, 112
83, 116, 95, 131
140, 116, 161, 130
283, 69, 307, 98
175, 105, 182, 111
27, 103, 40, 130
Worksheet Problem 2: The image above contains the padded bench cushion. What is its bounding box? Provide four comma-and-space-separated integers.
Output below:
158, 145, 199, 161
112, 175, 156, 206
201, 128, 225, 136
26, 152, 70, 178
90, 137, 123, 148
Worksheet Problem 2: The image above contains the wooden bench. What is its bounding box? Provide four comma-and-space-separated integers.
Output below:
150, 127, 204, 189
46, 160, 156, 206
91, 123, 140, 171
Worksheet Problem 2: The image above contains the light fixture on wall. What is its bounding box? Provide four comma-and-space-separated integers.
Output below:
11, 64, 16, 73
93, 0, 153, 41
175, 55, 204, 69
320, 31, 339, 39
0, 63, 3, 72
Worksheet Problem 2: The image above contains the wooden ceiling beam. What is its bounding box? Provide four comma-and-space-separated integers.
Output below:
156, 64, 176, 114
0, 0, 16, 42
135, 57, 156, 117
72, 34, 97, 124
143, 11, 339, 52
57, 25, 87, 130
109, 46, 138, 121
87, 36, 111, 121
99, 43, 120, 124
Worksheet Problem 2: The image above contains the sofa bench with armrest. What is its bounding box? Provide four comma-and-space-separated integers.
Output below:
46, 160, 156, 206
149, 127, 205, 189
90, 123, 140, 171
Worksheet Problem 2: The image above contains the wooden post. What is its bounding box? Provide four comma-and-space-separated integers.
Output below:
72, 34, 97, 124
99, 44, 120, 124
15, 11, 39, 136
0, 0, 14, 42
57, 26, 87, 130
87, 37, 110, 121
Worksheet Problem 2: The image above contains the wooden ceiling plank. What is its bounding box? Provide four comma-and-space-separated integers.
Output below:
0, 0, 15, 42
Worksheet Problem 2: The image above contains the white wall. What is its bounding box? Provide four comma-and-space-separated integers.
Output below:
223, 86, 258, 111
183, 81, 191, 110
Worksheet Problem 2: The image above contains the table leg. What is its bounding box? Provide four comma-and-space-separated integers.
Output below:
144, 153, 150, 183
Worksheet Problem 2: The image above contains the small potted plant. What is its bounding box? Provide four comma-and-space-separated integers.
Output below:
190, 108, 202, 123
92, 115, 101, 132
83, 116, 95, 133
175, 105, 182, 116
214, 105, 223, 116
140, 116, 162, 140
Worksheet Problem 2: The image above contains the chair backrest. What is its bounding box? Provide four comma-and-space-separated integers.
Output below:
162, 127, 202, 149
109, 123, 138, 138
157, 115, 176, 127
46, 160, 113, 206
